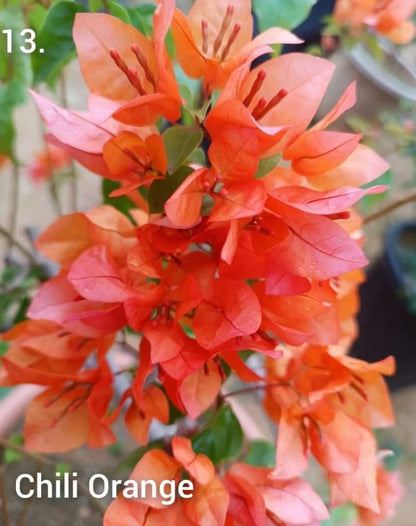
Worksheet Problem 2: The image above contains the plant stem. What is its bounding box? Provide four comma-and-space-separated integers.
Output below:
0, 438, 106, 514
0, 438, 55, 467
17, 464, 38, 526
38, 109, 63, 216
0, 465, 11, 526
6, 161, 20, 250
48, 178, 64, 216
0, 226, 37, 265
363, 189, 416, 225
222, 381, 289, 400
102, 0, 110, 13
17, 489, 34, 526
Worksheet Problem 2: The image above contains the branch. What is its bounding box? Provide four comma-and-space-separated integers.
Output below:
0, 438, 106, 514
222, 381, 290, 400
363, 189, 416, 225
17, 465, 38, 526
7, 161, 20, 249
0, 465, 11, 526
0, 226, 37, 265
0, 438, 55, 468
38, 114, 62, 217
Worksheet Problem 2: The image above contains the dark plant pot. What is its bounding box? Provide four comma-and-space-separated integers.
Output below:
351, 222, 416, 390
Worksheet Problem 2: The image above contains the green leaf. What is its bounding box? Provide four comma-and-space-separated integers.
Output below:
255, 154, 281, 179
89, 0, 126, 14
127, 4, 156, 36
3, 434, 24, 465
0, 86, 16, 156
0, 90, 22, 155
180, 83, 194, 109
163, 127, 203, 174
253, 0, 317, 31
0, 5, 32, 87
32, 1, 87, 87
244, 440, 275, 467
322, 503, 357, 525
192, 405, 244, 464
0, 341, 10, 356
174, 63, 201, 109
13, 295, 31, 325
359, 169, 391, 213
56, 462, 71, 475
108, 1, 131, 24
322, 14, 342, 37
113, 440, 165, 473
102, 179, 138, 222
189, 148, 206, 165
148, 165, 192, 214
28, 4, 48, 33
167, 399, 186, 425
89, 0, 103, 12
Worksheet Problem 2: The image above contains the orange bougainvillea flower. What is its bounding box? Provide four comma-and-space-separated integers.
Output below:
123, 383, 170, 445
261, 346, 395, 512
226, 463, 329, 525
205, 54, 337, 180
23, 361, 116, 453
0, 320, 106, 387
34, 205, 137, 268
103, 131, 167, 195
73, 0, 181, 125
30, 91, 159, 183
28, 143, 71, 183
354, 464, 405, 526
27, 272, 128, 338
171, 0, 302, 93
334, 0, 416, 44
0, 324, 116, 452
31, 90, 168, 194
104, 438, 229, 526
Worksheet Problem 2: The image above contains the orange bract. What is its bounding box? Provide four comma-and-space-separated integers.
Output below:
172, 0, 301, 92
73, 2, 181, 125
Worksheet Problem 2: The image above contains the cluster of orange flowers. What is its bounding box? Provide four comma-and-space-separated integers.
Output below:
28, 144, 71, 183
334, 0, 416, 44
0, 0, 405, 524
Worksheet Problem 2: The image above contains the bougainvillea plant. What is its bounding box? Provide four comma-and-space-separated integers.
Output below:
0, 0, 407, 524
329, 0, 416, 46
28, 143, 71, 184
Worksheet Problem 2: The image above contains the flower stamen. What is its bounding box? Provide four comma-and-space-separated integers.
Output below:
213, 5, 235, 56
131, 44, 156, 89
201, 19, 209, 54
220, 22, 241, 61
254, 89, 288, 120
251, 97, 267, 120
127, 67, 147, 96
44, 383, 76, 408
351, 381, 369, 402
109, 49, 146, 95
243, 69, 267, 107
